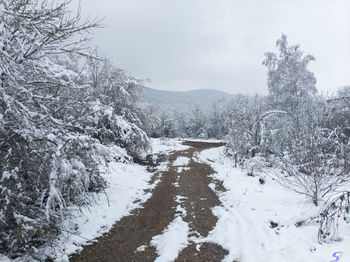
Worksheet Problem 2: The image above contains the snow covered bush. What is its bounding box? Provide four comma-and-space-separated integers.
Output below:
226, 95, 286, 161
274, 130, 349, 206
226, 96, 261, 159
0, 0, 152, 258
319, 191, 350, 243
224, 34, 350, 242
0, 132, 107, 257
84, 57, 154, 157
95, 112, 150, 158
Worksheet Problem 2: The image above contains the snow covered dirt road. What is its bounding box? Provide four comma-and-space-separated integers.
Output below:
70, 141, 228, 262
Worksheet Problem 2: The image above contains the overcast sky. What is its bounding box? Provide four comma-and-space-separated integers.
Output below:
80, 0, 350, 95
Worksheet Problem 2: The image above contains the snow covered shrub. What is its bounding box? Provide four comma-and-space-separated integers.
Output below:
186, 106, 208, 138
273, 130, 350, 206
0, 0, 102, 255
0, 132, 106, 257
315, 91, 350, 242
86, 56, 157, 131
226, 94, 286, 162
95, 112, 150, 158
0, 0, 152, 258
319, 191, 350, 243
85, 57, 154, 158
226, 96, 262, 159
243, 156, 269, 175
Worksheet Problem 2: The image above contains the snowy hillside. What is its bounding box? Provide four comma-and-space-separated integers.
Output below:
140, 88, 237, 110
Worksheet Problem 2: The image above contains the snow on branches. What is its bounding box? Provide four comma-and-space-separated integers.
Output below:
225, 34, 350, 243
0, 0, 152, 258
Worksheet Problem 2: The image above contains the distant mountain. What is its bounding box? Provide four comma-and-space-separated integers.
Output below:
140, 88, 236, 109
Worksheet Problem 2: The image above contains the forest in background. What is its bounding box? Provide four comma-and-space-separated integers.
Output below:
0, 0, 349, 260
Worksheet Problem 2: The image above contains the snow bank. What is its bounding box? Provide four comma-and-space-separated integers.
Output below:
151, 138, 190, 154
197, 146, 350, 262
0, 255, 11, 262
151, 194, 189, 262
182, 138, 226, 143
50, 160, 155, 261
173, 156, 190, 166
151, 217, 189, 262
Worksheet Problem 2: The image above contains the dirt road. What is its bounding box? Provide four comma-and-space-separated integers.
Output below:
70, 141, 228, 262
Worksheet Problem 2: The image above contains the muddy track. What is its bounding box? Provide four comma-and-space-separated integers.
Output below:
70, 141, 227, 262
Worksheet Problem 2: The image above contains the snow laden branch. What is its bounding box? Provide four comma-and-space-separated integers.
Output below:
225, 34, 350, 243
319, 191, 350, 243
226, 99, 286, 161
0, 0, 153, 259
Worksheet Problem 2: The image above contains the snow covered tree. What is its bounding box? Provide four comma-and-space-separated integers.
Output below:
85, 56, 155, 157
0, 0, 105, 257
207, 99, 229, 138
263, 34, 317, 138
274, 129, 350, 206
226, 95, 286, 161
0, 0, 152, 258
319, 191, 350, 243
186, 106, 207, 138
326, 86, 350, 138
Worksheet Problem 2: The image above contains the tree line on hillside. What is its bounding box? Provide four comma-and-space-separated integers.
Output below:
143, 98, 232, 139
0, 0, 156, 259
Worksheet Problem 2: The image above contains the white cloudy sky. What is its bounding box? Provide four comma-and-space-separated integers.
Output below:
79, 0, 350, 95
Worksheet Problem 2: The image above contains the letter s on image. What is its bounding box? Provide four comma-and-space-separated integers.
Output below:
330, 252, 343, 262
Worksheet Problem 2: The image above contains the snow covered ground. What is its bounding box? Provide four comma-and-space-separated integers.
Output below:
150, 196, 189, 262
0, 138, 188, 262
173, 156, 190, 166
48, 139, 188, 261
196, 146, 350, 262
0, 256, 11, 262
4, 139, 349, 262
151, 138, 190, 154
36, 139, 183, 261
48, 161, 156, 262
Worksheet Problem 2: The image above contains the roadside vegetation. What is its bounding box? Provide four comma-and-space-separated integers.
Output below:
0, 0, 155, 258
1, 0, 349, 260
148, 34, 350, 244
225, 35, 350, 243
